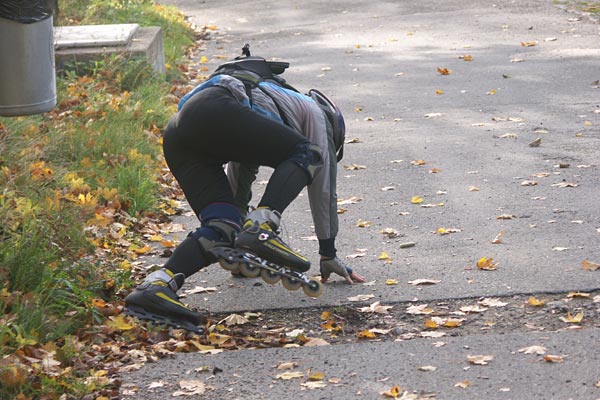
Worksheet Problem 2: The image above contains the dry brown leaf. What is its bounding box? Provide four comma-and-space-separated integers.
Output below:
491, 231, 504, 244
518, 345, 547, 355
408, 279, 441, 286
582, 260, 600, 271
406, 304, 434, 315
276, 371, 304, 380
543, 355, 564, 363
276, 362, 297, 370
343, 164, 366, 170
359, 301, 393, 314
347, 294, 375, 302
496, 214, 515, 220
437, 67, 451, 75
304, 338, 330, 347
467, 354, 494, 365
455, 380, 472, 388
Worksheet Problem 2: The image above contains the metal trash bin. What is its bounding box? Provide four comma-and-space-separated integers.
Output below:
0, 1, 56, 117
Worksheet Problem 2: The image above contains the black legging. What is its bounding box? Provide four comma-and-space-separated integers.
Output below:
163, 86, 311, 216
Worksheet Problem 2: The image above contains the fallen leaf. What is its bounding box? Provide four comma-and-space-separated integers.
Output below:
357, 219, 372, 228
276, 362, 297, 370
276, 371, 304, 380
518, 345, 547, 355
304, 338, 330, 347
521, 180, 538, 186
477, 257, 498, 271
528, 137, 542, 147
347, 294, 375, 302
173, 380, 205, 396
467, 355, 494, 365
418, 365, 437, 372
406, 304, 434, 315
437, 67, 451, 75
436, 227, 462, 235
411, 159, 426, 166
499, 133, 518, 139
381, 385, 402, 398
185, 286, 217, 294
344, 164, 366, 170
543, 355, 564, 363
359, 301, 393, 314
528, 297, 545, 307
551, 182, 578, 188
381, 186, 395, 191
487, 89, 497, 95
424, 112, 444, 118
566, 292, 590, 298
429, 168, 442, 173
219, 314, 249, 326
460, 54, 473, 61
559, 311, 583, 323
468, 186, 480, 192
521, 41, 538, 47
460, 305, 488, 313
357, 330, 377, 339
301, 381, 327, 389
408, 279, 440, 286
552, 247, 568, 252
510, 58, 525, 63
338, 196, 363, 205
411, 196, 424, 204
455, 380, 472, 388
308, 371, 325, 381
478, 298, 508, 307
386, 279, 399, 285
496, 214, 515, 220
378, 252, 392, 261
582, 260, 600, 271
491, 231, 504, 244
380, 228, 400, 238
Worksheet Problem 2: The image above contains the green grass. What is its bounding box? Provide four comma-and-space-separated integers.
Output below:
0, 0, 195, 397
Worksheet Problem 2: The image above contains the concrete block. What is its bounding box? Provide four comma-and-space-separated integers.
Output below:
54, 25, 165, 75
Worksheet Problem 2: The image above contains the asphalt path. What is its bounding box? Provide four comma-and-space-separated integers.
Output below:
121, 1, 600, 398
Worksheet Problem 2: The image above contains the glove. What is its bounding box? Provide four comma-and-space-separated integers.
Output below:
319, 257, 365, 285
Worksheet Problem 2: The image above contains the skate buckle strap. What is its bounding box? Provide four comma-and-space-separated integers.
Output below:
145, 269, 181, 292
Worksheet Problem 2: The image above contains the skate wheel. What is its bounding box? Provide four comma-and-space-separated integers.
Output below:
281, 276, 302, 291
219, 259, 241, 273
239, 262, 261, 278
260, 268, 281, 285
302, 278, 323, 298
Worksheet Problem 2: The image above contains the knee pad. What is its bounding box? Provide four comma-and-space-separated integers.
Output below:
288, 142, 323, 183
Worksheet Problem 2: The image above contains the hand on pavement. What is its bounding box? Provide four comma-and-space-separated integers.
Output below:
319, 257, 366, 284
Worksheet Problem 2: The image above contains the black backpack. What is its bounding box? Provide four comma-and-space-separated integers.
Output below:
213, 44, 346, 161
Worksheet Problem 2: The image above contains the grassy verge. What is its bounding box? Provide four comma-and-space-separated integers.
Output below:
0, 1, 195, 398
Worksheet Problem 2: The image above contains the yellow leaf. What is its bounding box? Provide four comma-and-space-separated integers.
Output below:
378, 252, 391, 261
477, 257, 497, 271
200, 55, 209, 63
411, 196, 424, 204
487, 89, 497, 95
161, 240, 176, 248
435, 89, 444, 95
321, 311, 331, 320
528, 297, 545, 307
385, 278, 398, 285
560, 311, 583, 323
131, 244, 152, 255
381, 385, 402, 398
357, 330, 377, 339
148, 234, 163, 242
356, 219, 372, 227
208, 333, 232, 345
309, 371, 325, 381
461, 54, 473, 61
444, 318, 464, 328
582, 260, 600, 271
424, 319, 438, 329
107, 315, 135, 331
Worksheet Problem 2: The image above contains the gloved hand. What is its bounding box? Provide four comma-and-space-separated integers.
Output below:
319, 257, 366, 284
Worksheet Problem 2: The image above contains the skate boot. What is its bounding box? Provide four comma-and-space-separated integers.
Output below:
124, 269, 204, 333
211, 208, 323, 298
235, 207, 310, 272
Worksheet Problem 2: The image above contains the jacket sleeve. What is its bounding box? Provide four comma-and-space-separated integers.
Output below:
304, 105, 339, 241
